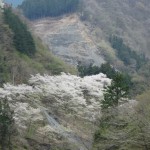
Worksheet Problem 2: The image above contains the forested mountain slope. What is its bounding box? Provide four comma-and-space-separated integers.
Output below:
23, 0, 150, 95
81, 0, 150, 57
20, 0, 150, 58
1, 0, 150, 149
0, 9, 76, 85
79, 0, 150, 94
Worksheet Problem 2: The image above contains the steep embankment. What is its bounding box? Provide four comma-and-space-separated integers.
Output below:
0, 73, 111, 150
31, 15, 105, 66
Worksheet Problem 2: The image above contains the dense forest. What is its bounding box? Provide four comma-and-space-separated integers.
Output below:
78, 63, 117, 78
20, 0, 79, 20
109, 36, 148, 70
4, 8, 36, 56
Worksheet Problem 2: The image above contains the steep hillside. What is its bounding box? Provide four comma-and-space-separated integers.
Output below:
0, 10, 76, 85
4, 1, 149, 149
31, 15, 105, 66
1, 1, 150, 149
21, 0, 150, 63
28, 0, 150, 94
81, 0, 150, 57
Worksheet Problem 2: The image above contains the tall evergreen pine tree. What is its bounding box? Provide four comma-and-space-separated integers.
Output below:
101, 73, 129, 109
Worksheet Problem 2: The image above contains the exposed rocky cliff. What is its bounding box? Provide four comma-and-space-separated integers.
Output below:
31, 15, 105, 66
31, 0, 150, 68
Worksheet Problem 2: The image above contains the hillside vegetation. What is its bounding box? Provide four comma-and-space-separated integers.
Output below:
0, 1, 149, 149
79, 0, 150, 95
0, 10, 76, 85
4, 8, 36, 56
81, 0, 150, 56
77, 1, 150, 149
25, 0, 150, 95
0, 73, 111, 150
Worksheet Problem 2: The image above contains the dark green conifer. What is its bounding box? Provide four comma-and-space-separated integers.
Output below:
101, 73, 129, 109
0, 97, 15, 150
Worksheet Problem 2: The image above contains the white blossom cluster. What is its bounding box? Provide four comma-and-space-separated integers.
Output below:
0, 73, 111, 128
29, 73, 111, 120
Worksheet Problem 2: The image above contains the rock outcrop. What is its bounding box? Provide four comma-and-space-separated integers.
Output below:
32, 15, 105, 66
